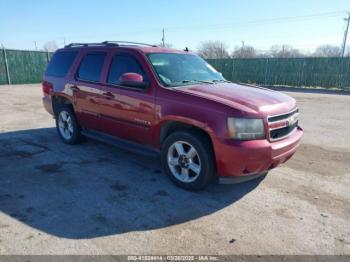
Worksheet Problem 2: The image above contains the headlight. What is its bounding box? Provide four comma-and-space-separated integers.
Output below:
227, 118, 265, 140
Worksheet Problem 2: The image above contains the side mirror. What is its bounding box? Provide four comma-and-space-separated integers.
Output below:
119, 73, 148, 89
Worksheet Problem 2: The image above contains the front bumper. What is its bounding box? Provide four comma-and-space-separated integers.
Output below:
219, 172, 268, 184
214, 126, 303, 179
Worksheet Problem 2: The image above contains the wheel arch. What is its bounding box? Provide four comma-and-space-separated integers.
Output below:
52, 94, 74, 117
158, 118, 217, 170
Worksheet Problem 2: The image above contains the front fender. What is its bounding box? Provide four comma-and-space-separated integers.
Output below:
151, 111, 226, 149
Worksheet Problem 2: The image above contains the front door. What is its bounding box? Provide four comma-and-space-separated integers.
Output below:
97, 53, 156, 146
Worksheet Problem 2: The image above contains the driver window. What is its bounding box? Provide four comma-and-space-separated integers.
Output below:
107, 55, 147, 85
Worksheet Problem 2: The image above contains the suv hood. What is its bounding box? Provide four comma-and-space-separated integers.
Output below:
176, 83, 296, 116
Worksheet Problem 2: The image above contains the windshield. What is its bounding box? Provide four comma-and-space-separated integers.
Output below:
147, 53, 226, 87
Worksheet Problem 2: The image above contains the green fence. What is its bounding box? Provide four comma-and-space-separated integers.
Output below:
208, 57, 350, 90
0, 49, 53, 85
1, 49, 350, 89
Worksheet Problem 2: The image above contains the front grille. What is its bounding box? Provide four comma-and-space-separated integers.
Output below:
268, 108, 299, 141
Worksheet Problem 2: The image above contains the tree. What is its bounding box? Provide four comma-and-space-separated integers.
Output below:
42, 41, 59, 52
158, 42, 173, 48
313, 45, 341, 57
197, 41, 230, 59
232, 45, 257, 58
269, 45, 303, 58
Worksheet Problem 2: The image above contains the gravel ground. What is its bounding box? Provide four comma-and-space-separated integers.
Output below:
0, 84, 349, 255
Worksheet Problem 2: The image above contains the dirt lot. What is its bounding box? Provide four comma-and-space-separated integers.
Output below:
0, 84, 349, 255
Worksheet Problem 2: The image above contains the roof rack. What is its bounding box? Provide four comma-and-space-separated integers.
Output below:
102, 41, 158, 47
64, 42, 118, 48
65, 41, 158, 48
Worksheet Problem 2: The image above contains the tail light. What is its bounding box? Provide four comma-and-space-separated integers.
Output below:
42, 81, 53, 96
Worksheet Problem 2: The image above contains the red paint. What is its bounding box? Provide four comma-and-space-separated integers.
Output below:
42, 44, 303, 179
119, 72, 143, 82
42, 81, 53, 96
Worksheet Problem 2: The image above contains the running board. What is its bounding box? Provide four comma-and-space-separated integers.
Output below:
81, 129, 160, 157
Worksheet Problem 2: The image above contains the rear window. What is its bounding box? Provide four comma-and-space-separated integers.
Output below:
46, 51, 78, 77
77, 53, 106, 82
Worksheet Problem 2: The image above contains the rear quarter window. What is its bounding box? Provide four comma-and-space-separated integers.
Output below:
77, 53, 106, 82
46, 51, 78, 77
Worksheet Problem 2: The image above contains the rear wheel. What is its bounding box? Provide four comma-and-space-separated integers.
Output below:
55, 105, 82, 144
161, 130, 215, 191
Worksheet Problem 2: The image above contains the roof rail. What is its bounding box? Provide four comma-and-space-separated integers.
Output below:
102, 41, 158, 47
64, 42, 118, 48
65, 41, 158, 49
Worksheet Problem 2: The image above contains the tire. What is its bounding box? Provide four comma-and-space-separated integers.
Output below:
161, 130, 215, 191
55, 104, 82, 144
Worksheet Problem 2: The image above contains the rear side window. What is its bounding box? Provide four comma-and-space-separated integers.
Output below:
77, 53, 106, 82
107, 55, 147, 84
46, 51, 78, 77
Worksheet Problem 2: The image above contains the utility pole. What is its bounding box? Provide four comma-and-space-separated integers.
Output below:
341, 13, 350, 57
162, 29, 165, 47
34, 41, 38, 51
2, 44, 11, 85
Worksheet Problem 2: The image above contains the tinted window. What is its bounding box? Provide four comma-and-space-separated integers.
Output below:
46, 51, 78, 77
77, 53, 106, 82
107, 55, 147, 85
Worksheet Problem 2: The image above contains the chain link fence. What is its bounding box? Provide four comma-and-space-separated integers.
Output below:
1, 49, 350, 90
0, 48, 53, 85
208, 57, 350, 90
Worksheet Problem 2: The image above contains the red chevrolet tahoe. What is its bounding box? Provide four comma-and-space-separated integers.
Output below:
42, 41, 303, 190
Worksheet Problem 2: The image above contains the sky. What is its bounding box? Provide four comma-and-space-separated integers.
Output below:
0, 0, 349, 53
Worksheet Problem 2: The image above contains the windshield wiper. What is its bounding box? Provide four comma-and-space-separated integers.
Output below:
181, 80, 214, 84
167, 80, 215, 88
212, 79, 232, 83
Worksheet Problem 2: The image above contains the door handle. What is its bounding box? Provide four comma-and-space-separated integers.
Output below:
102, 92, 115, 99
70, 85, 80, 92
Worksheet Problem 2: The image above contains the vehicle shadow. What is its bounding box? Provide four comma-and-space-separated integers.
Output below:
0, 127, 264, 239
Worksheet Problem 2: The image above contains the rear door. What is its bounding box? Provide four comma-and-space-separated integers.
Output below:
68, 51, 107, 131
97, 51, 157, 146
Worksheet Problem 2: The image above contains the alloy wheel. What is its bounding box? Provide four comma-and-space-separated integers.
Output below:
167, 141, 201, 183
58, 110, 74, 140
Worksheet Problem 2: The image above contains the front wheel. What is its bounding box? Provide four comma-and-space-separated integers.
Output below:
161, 130, 215, 191
55, 105, 82, 144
